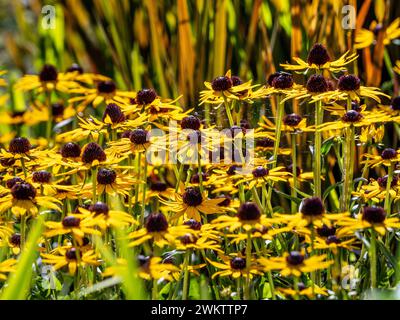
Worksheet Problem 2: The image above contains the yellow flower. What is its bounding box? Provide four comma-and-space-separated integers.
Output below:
207, 253, 262, 279
355, 18, 400, 49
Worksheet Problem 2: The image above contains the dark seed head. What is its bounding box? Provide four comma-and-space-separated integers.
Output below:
182, 187, 203, 207
190, 172, 208, 184
51, 102, 64, 117
272, 73, 293, 89
229, 125, 246, 137
130, 129, 149, 145
146, 212, 169, 232
240, 119, 251, 130
390, 96, 400, 111
267, 72, 280, 86
307, 44, 331, 66
283, 113, 303, 127
300, 197, 325, 216
338, 75, 361, 91
62, 216, 81, 228
11, 182, 36, 200
230, 257, 246, 270
317, 225, 336, 238
217, 195, 231, 207
377, 175, 398, 188
32, 170, 52, 183
342, 110, 363, 123
9, 137, 31, 154
226, 165, 241, 176
89, 202, 109, 216
9, 233, 21, 247
179, 233, 198, 245
97, 80, 116, 94
137, 255, 150, 268
181, 115, 201, 130
150, 181, 168, 192
231, 76, 243, 86
61, 142, 81, 158
6, 177, 24, 189
66, 63, 84, 74
238, 202, 261, 221
184, 219, 202, 230
252, 166, 269, 178
65, 248, 81, 260
0, 158, 15, 167
81, 142, 106, 164
351, 101, 362, 112
297, 282, 306, 291
97, 168, 117, 185
325, 235, 341, 245
136, 89, 157, 105
286, 251, 305, 266
211, 76, 233, 91
381, 148, 397, 160
362, 206, 386, 224
256, 137, 275, 148
373, 23, 383, 35
102, 103, 125, 124
306, 74, 329, 93
39, 64, 58, 82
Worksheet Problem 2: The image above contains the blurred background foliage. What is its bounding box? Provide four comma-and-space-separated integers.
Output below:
0, 0, 399, 108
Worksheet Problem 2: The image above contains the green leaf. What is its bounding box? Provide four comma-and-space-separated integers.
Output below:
323, 181, 342, 201
321, 138, 334, 156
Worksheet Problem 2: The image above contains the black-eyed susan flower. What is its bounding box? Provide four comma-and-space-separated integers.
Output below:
41, 246, 100, 275
258, 250, 333, 277
207, 254, 262, 279
362, 148, 400, 168
44, 214, 102, 245
277, 282, 329, 299
355, 18, 400, 49
127, 212, 191, 248
337, 206, 400, 236
280, 43, 358, 73
159, 186, 226, 221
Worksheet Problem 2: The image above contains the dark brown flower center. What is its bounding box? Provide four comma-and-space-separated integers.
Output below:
11, 182, 36, 200
381, 148, 397, 160
136, 88, 157, 105
300, 197, 325, 216
182, 187, 203, 207
146, 213, 169, 232
227, 165, 241, 176
32, 170, 52, 183
61, 142, 81, 158
6, 177, 24, 189
65, 248, 82, 260
89, 202, 109, 216
307, 44, 330, 66
338, 75, 361, 91
1, 158, 16, 167
103, 103, 125, 124
190, 172, 208, 184
150, 181, 168, 192
286, 251, 305, 266
51, 102, 64, 117
362, 206, 386, 223
97, 80, 116, 94
39, 64, 58, 82
256, 138, 274, 148
181, 115, 201, 130
9, 137, 31, 154
283, 113, 303, 127
325, 235, 341, 245
81, 142, 106, 164
10, 233, 21, 246
97, 168, 117, 185
306, 74, 329, 93
66, 63, 83, 74
183, 219, 202, 230
230, 257, 246, 270
180, 233, 198, 245
238, 202, 261, 221
252, 166, 268, 178
317, 225, 336, 238
342, 110, 363, 123
62, 216, 81, 228
130, 129, 149, 145
272, 72, 293, 89
211, 76, 233, 91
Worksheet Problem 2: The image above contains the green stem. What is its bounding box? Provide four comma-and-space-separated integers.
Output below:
370, 229, 377, 288
182, 250, 191, 300
91, 167, 98, 203
291, 133, 298, 213
223, 95, 234, 127
271, 95, 284, 169
314, 100, 323, 198
384, 163, 394, 215
244, 232, 252, 300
